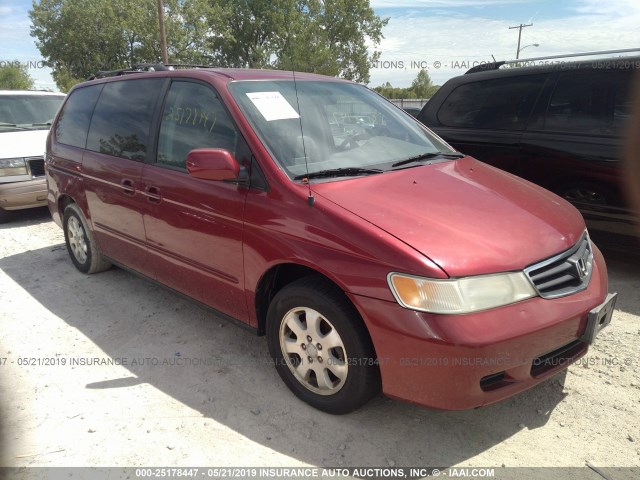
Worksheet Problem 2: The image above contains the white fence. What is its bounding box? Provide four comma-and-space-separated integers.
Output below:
387, 98, 430, 111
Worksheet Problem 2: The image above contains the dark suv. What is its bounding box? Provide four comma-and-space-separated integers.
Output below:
417, 56, 639, 244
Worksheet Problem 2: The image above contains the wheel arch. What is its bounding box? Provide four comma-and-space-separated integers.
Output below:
51, 184, 90, 229
57, 194, 75, 218
551, 176, 620, 205
255, 263, 322, 335
254, 263, 371, 343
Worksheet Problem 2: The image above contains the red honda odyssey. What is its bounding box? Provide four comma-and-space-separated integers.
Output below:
46, 66, 617, 413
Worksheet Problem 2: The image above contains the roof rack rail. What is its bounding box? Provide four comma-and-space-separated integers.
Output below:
162, 63, 214, 69
465, 61, 505, 74
87, 63, 215, 80
465, 47, 640, 74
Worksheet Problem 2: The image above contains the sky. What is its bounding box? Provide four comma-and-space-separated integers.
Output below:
0, 0, 639, 92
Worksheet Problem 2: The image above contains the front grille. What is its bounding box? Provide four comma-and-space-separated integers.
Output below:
524, 233, 593, 298
27, 156, 45, 177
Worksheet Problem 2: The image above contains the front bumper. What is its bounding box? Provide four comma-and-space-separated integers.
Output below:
0, 177, 48, 211
350, 245, 611, 410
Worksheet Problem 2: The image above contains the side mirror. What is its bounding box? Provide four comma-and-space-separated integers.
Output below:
186, 149, 240, 181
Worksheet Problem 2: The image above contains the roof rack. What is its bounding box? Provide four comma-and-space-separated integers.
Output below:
163, 63, 214, 69
465, 47, 640, 74
465, 61, 505, 74
87, 63, 214, 80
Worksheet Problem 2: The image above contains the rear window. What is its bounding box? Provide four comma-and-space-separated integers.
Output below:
437, 75, 547, 130
86, 79, 162, 161
55, 86, 102, 148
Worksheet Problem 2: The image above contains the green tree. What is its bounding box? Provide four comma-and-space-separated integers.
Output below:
49, 68, 84, 94
30, 0, 387, 89
276, 0, 388, 83
410, 69, 438, 98
0, 62, 35, 90
183, 0, 291, 69
170, 0, 387, 83
374, 70, 440, 99
29, 0, 194, 91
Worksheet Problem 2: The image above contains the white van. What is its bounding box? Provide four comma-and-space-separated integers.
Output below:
0, 90, 65, 222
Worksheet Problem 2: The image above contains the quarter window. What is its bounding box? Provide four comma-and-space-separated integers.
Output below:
86, 79, 161, 161
56, 85, 102, 148
157, 81, 238, 169
437, 75, 547, 130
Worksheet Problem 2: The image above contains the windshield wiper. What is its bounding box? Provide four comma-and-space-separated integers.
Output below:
0, 122, 29, 130
294, 167, 384, 180
392, 151, 464, 168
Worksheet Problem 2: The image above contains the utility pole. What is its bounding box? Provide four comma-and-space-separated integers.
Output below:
509, 23, 533, 59
157, 0, 169, 64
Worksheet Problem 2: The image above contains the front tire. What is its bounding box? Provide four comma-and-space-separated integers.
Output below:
266, 276, 380, 414
62, 203, 111, 274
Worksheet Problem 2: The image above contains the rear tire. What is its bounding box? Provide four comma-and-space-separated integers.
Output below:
62, 203, 111, 274
266, 276, 381, 414
0, 208, 9, 224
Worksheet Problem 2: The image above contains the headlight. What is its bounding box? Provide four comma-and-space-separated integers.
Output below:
0, 157, 28, 177
388, 272, 537, 314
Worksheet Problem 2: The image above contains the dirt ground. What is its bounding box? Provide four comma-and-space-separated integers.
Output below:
1, 207, 639, 478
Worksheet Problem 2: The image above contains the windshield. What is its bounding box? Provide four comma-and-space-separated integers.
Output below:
0, 94, 65, 130
228, 80, 455, 179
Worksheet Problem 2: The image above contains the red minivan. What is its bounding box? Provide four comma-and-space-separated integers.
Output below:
46, 67, 616, 414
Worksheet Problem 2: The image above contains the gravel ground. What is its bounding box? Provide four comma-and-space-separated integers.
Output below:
1, 207, 639, 479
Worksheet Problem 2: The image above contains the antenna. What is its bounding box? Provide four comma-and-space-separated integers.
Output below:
285, 4, 314, 207
290, 74, 314, 207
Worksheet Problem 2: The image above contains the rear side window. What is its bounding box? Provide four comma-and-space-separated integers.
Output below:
543, 71, 632, 135
437, 75, 547, 130
156, 81, 238, 169
55, 85, 102, 148
86, 79, 162, 161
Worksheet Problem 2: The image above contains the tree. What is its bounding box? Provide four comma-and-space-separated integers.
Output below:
410, 69, 439, 98
30, 0, 387, 90
0, 62, 35, 90
276, 0, 388, 83
183, 0, 292, 69
49, 68, 84, 94
373, 70, 440, 99
29, 0, 195, 91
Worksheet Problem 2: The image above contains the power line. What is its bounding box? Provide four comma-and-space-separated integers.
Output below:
509, 23, 533, 59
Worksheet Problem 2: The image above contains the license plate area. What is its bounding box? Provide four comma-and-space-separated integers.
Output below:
581, 292, 617, 344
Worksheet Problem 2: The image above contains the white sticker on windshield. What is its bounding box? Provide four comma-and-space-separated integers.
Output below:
246, 91, 300, 121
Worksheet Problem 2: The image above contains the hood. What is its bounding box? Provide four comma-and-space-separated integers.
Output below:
312, 157, 585, 277
0, 129, 49, 158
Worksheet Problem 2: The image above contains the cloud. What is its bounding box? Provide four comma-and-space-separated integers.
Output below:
0, 1, 56, 91
574, 0, 640, 15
